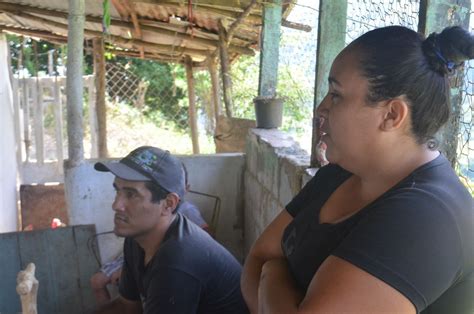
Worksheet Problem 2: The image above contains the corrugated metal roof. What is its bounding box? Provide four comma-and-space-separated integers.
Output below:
0, 0, 295, 64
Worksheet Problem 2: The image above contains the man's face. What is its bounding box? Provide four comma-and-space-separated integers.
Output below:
112, 177, 164, 239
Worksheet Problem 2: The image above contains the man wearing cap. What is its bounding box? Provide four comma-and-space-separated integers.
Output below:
94, 146, 248, 314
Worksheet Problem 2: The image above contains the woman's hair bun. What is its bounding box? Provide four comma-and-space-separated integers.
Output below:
421, 26, 474, 76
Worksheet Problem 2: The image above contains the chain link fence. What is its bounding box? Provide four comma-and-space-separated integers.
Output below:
346, 0, 419, 43
458, 9, 474, 192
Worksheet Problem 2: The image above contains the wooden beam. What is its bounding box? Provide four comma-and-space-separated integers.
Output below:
0, 26, 68, 45
310, 0, 347, 167
226, 0, 258, 44
133, 0, 262, 23
282, 19, 312, 32
105, 48, 185, 63
93, 37, 108, 158
0, 2, 255, 56
184, 56, 200, 154
124, 0, 145, 58
208, 55, 222, 126
218, 20, 233, 118
110, 0, 130, 20
5, 11, 213, 58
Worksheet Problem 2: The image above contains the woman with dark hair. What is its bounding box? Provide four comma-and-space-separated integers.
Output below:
241, 26, 474, 313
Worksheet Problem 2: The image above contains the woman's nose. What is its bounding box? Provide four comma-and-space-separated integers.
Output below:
316, 100, 329, 118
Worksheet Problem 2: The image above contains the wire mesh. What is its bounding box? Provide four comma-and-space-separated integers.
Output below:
278, 0, 320, 152
457, 9, 474, 193
346, 0, 419, 43
105, 62, 148, 110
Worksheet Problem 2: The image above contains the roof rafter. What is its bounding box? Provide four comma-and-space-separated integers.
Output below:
0, 1, 255, 56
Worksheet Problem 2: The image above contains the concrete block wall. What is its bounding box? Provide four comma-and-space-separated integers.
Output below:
244, 129, 310, 254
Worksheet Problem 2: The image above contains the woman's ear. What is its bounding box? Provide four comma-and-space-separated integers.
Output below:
162, 193, 180, 215
380, 97, 409, 132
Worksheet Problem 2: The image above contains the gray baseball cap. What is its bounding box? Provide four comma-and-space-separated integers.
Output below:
94, 146, 185, 198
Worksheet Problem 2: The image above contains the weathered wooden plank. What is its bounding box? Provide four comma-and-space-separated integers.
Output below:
208, 56, 222, 127
21, 78, 31, 161
30, 79, 45, 164
185, 56, 201, 154
46, 227, 83, 314
18, 229, 57, 313
53, 76, 64, 170
87, 75, 98, 158
74, 225, 100, 313
0, 233, 22, 314
93, 37, 108, 158
218, 20, 233, 118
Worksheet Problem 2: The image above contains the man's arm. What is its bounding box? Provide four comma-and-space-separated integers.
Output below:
94, 295, 142, 314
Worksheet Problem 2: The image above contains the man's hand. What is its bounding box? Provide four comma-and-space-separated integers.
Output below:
110, 269, 122, 286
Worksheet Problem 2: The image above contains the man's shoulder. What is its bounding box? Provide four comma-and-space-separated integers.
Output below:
155, 215, 241, 272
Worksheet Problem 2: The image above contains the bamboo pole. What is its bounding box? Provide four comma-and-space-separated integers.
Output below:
65, 0, 85, 167
93, 37, 108, 158
185, 56, 200, 154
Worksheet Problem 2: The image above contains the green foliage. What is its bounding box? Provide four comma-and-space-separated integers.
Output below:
113, 57, 188, 131
8, 35, 59, 75
230, 54, 313, 135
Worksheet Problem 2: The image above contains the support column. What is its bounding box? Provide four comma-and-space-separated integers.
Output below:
208, 56, 222, 127
65, 0, 85, 167
418, 0, 471, 167
310, 0, 347, 167
218, 21, 233, 118
185, 56, 200, 154
257, 0, 282, 98
93, 37, 108, 158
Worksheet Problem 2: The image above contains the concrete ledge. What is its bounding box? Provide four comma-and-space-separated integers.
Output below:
244, 129, 311, 254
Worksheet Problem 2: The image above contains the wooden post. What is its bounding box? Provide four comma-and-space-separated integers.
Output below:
92, 37, 108, 158
47, 50, 54, 76
418, 0, 471, 167
21, 77, 31, 161
65, 0, 85, 167
218, 20, 233, 118
185, 56, 200, 154
257, 0, 282, 98
87, 76, 98, 158
208, 55, 222, 127
53, 76, 64, 171
310, 0, 347, 167
32, 79, 44, 164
